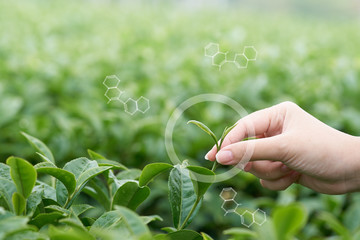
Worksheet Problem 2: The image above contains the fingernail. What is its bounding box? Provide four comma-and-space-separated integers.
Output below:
281, 164, 290, 172
204, 152, 210, 160
216, 150, 233, 164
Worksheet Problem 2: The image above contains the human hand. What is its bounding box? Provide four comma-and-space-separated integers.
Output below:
205, 101, 360, 194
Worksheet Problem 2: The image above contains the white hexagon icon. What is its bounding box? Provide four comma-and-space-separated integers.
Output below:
220, 187, 237, 201
105, 88, 123, 103
234, 53, 249, 68
204, 43, 219, 57
243, 46, 257, 61
253, 208, 266, 226
124, 98, 138, 115
221, 200, 239, 215
240, 210, 255, 228
136, 96, 150, 114
103, 75, 121, 88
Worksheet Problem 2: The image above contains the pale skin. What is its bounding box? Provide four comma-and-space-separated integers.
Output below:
205, 101, 360, 194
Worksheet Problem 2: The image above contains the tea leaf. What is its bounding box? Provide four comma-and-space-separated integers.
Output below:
12, 192, 26, 215
186, 166, 215, 199
87, 149, 106, 160
35, 162, 76, 196
139, 163, 173, 187
21, 132, 55, 164
6, 157, 37, 199
187, 120, 218, 147
168, 164, 201, 229
112, 181, 150, 210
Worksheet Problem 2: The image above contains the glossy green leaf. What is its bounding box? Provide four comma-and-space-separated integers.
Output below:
7, 157, 37, 199
139, 163, 173, 187
87, 149, 106, 160
35, 162, 76, 195
95, 159, 127, 170
116, 168, 142, 180
71, 204, 94, 216
186, 166, 215, 199
28, 212, 65, 228
91, 207, 151, 238
0, 178, 16, 211
112, 181, 150, 210
223, 227, 258, 238
273, 204, 307, 240
12, 192, 26, 215
219, 122, 238, 148
155, 230, 203, 240
26, 185, 45, 216
141, 215, 163, 224
201, 232, 214, 240
45, 205, 70, 215
187, 120, 218, 146
161, 227, 177, 233
21, 132, 55, 164
169, 164, 200, 229
48, 225, 94, 240
0, 163, 12, 181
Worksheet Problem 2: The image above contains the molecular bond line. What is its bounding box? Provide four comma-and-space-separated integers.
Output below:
103, 75, 150, 115
204, 43, 257, 70
220, 187, 266, 228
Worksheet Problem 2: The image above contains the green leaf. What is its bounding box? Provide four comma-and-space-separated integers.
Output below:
186, 166, 215, 198
116, 168, 142, 180
155, 230, 203, 240
317, 211, 351, 239
139, 163, 173, 187
187, 120, 218, 147
161, 227, 177, 233
28, 212, 65, 228
141, 215, 163, 224
0, 215, 34, 239
91, 207, 151, 238
21, 132, 55, 164
273, 203, 308, 240
26, 185, 45, 216
35, 162, 76, 196
0, 163, 12, 181
12, 192, 26, 215
87, 149, 106, 160
0, 178, 16, 211
7, 157, 37, 199
112, 181, 150, 210
70, 204, 94, 216
201, 232, 214, 240
223, 227, 258, 238
48, 225, 94, 240
45, 205, 70, 215
95, 159, 128, 170
219, 122, 238, 148
169, 164, 201, 229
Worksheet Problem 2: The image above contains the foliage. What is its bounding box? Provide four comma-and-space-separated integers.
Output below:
1, 0, 360, 239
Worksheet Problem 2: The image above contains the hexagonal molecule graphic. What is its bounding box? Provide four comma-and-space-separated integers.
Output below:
220, 187, 237, 201
103, 75, 121, 88
221, 200, 239, 216
204, 43, 219, 57
243, 46, 257, 61
220, 187, 267, 228
104, 88, 123, 104
103, 74, 151, 115
124, 98, 138, 115
253, 208, 266, 226
136, 96, 150, 114
204, 43, 257, 70
240, 210, 255, 228
234, 54, 248, 69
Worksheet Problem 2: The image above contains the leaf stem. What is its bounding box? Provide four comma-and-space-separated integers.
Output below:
179, 198, 201, 230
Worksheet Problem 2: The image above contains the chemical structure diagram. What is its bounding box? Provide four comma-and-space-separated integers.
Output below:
220, 187, 266, 228
103, 75, 150, 115
204, 43, 257, 70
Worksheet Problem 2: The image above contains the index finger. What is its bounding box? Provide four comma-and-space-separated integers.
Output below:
205, 103, 286, 161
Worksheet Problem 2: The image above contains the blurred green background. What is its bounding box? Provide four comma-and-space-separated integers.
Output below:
1, 0, 360, 238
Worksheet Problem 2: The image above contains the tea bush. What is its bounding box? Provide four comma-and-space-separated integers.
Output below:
1, 0, 360, 239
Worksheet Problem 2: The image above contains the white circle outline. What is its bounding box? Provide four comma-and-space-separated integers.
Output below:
164, 94, 255, 183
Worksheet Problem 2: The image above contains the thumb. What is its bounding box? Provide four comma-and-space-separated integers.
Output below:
215, 135, 288, 166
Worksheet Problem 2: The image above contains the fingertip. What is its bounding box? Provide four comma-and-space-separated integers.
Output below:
244, 162, 252, 172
